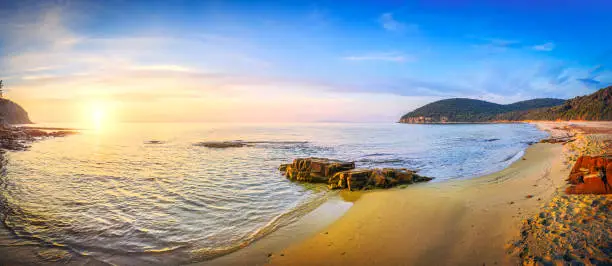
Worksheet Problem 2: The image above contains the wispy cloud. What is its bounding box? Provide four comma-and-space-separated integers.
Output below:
472, 38, 557, 53
343, 52, 414, 62
532, 42, 555, 51
471, 37, 522, 54
22, 74, 58, 80
378, 13, 417, 32
129, 65, 194, 72
575, 64, 611, 88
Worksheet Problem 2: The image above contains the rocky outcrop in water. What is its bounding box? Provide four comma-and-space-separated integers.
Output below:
194, 141, 249, 148
329, 168, 432, 191
279, 157, 432, 190
0, 126, 78, 151
195, 140, 309, 148
280, 158, 355, 183
566, 155, 611, 194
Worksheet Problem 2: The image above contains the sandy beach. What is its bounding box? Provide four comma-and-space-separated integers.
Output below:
263, 122, 611, 265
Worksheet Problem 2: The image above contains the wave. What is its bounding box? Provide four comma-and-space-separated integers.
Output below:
499, 150, 525, 164
356, 158, 408, 164
144, 140, 165, 144
360, 153, 394, 157
193, 140, 309, 148
188, 191, 332, 262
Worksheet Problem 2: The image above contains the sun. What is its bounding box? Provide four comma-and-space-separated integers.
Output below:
92, 107, 105, 128
85, 101, 113, 130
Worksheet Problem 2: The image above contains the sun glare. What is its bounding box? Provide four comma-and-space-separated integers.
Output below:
92, 108, 105, 128
85, 102, 113, 130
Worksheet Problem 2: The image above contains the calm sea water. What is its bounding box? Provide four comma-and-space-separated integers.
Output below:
0, 123, 547, 264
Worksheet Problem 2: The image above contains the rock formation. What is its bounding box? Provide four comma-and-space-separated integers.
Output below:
328, 168, 432, 191
0, 98, 32, 124
566, 155, 611, 194
0, 126, 78, 151
194, 141, 250, 148
279, 157, 432, 190
280, 158, 356, 183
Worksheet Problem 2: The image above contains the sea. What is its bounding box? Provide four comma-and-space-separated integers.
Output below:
0, 122, 548, 264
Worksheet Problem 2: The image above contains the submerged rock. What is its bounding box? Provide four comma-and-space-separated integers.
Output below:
566, 155, 611, 194
194, 141, 249, 148
279, 157, 432, 190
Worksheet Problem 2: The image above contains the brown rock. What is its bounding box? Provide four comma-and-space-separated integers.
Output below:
280, 158, 355, 184
280, 158, 432, 190
195, 141, 248, 148
328, 168, 431, 191
566, 155, 611, 194
278, 164, 290, 172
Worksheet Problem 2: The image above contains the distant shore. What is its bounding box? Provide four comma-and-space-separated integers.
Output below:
245, 121, 610, 265
397, 121, 527, 124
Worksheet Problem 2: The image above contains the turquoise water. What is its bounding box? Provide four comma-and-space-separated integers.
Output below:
0, 123, 547, 264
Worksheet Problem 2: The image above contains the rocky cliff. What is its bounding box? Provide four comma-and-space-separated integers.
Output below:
0, 98, 33, 124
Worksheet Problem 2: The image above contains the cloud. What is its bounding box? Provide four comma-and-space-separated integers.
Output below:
378, 13, 417, 32
488, 38, 521, 47
343, 52, 414, 62
21, 74, 58, 80
576, 78, 601, 86
470, 37, 523, 54
532, 42, 555, 51
129, 65, 194, 72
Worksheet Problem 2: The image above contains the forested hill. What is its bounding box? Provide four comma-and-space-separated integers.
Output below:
399, 98, 564, 123
495, 86, 612, 121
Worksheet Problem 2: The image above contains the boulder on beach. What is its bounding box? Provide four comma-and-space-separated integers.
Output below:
566, 155, 611, 194
279, 157, 432, 190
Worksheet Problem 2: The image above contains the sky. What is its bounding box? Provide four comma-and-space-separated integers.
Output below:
0, 0, 611, 124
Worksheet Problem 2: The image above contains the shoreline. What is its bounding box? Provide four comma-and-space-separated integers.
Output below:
195, 121, 564, 265
262, 142, 569, 265
0, 122, 608, 265
261, 122, 609, 265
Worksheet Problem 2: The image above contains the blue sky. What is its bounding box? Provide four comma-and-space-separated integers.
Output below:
0, 0, 611, 123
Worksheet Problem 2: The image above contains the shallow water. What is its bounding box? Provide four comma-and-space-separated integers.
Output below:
0, 122, 547, 264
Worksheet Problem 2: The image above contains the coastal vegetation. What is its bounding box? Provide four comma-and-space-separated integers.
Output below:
399, 98, 564, 123
496, 86, 612, 121
400, 86, 612, 123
